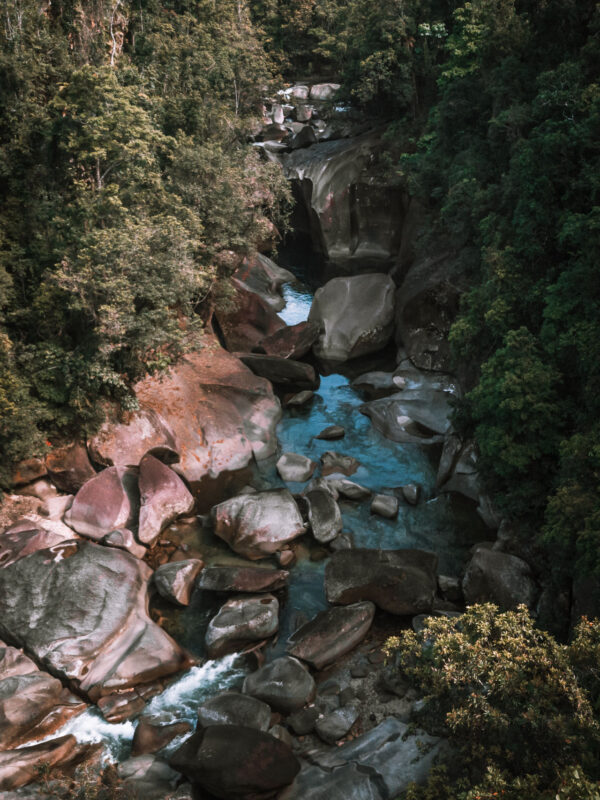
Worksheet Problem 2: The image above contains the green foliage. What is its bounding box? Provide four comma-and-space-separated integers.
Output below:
386, 605, 600, 799
0, 0, 289, 481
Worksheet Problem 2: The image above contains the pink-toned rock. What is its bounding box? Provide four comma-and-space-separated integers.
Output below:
233, 253, 294, 311
0, 522, 70, 568
0, 534, 188, 701
260, 321, 320, 359
102, 528, 146, 559
138, 455, 194, 545
45, 443, 96, 493
215, 279, 286, 352
0, 735, 99, 790
154, 559, 203, 606
65, 467, 139, 541
88, 338, 281, 487
11, 458, 47, 487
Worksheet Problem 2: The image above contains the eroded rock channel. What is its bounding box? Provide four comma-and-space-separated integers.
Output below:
0, 83, 524, 799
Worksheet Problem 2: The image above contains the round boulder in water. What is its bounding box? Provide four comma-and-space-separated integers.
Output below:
243, 656, 315, 714
197, 691, 272, 732
276, 453, 317, 483
205, 595, 279, 659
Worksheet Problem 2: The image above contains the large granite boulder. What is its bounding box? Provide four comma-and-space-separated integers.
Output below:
325, 549, 438, 615
308, 274, 396, 363
205, 595, 279, 658
171, 724, 300, 799
279, 718, 446, 800
239, 353, 319, 390
197, 692, 272, 732
0, 735, 99, 791
0, 643, 87, 750
462, 548, 537, 609
88, 338, 281, 486
215, 279, 286, 352
260, 321, 320, 359
304, 488, 343, 543
65, 466, 139, 541
45, 443, 96, 493
131, 714, 193, 756
280, 133, 403, 272
232, 253, 294, 311
138, 454, 194, 545
153, 559, 203, 606
212, 490, 305, 560
0, 533, 187, 700
198, 565, 289, 593
243, 656, 316, 714
287, 602, 375, 670
359, 385, 453, 446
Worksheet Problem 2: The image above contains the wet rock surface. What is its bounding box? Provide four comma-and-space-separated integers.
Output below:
198, 565, 289, 593
304, 488, 343, 543
243, 656, 316, 713
197, 691, 272, 732
138, 454, 194, 546
287, 602, 375, 669
205, 594, 279, 658
153, 559, 203, 606
277, 452, 317, 483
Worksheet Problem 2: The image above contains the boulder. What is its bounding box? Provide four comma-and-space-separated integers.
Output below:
287, 602, 375, 670
118, 755, 180, 799
351, 371, 398, 397
88, 338, 281, 485
260, 321, 320, 359
212, 490, 305, 560
64, 466, 139, 541
138, 454, 195, 545
359, 386, 453, 446
11, 458, 47, 487
280, 133, 403, 271
233, 253, 294, 312
284, 390, 315, 407
153, 559, 203, 606
276, 453, 317, 483
295, 105, 313, 123
171, 725, 300, 799
0, 534, 187, 700
205, 594, 279, 658
243, 656, 315, 714
239, 353, 319, 390
0, 735, 99, 791
325, 549, 438, 615
279, 718, 446, 800
370, 494, 399, 519
438, 442, 480, 502
326, 478, 371, 501
304, 489, 343, 543
0, 523, 73, 568
288, 85, 310, 100
309, 274, 396, 363
262, 123, 289, 142
215, 279, 286, 352
102, 528, 146, 559
45, 444, 96, 494
310, 83, 341, 101
462, 549, 537, 609
315, 425, 345, 441
197, 692, 271, 732
0, 643, 87, 750
401, 483, 420, 505
132, 715, 193, 756
39, 494, 73, 520
198, 565, 288, 593
290, 125, 317, 149
271, 104, 285, 125
320, 451, 360, 477
315, 706, 359, 744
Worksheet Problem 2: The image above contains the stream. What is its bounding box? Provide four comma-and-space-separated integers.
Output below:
39, 271, 487, 763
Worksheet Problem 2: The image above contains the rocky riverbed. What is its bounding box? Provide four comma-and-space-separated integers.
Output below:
0, 84, 540, 799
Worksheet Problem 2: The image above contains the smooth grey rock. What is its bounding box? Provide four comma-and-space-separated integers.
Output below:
462, 549, 537, 609
0, 534, 186, 700
288, 706, 320, 735
197, 692, 271, 732
309, 274, 396, 363
402, 483, 421, 505
439, 442, 480, 502
287, 602, 375, 670
198, 565, 288, 593
360, 386, 454, 446
370, 494, 399, 519
325, 549, 438, 615
315, 425, 345, 440
117, 755, 179, 799
321, 451, 360, 477
65, 466, 139, 541
305, 489, 343, 543
170, 725, 300, 799
138, 454, 194, 546
243, 656, 315, 714
239, 353, 319, 390
153, 559, 203, 606
327, 479, 371, 501
212, 489, 305, 560
205, 594, 279, 658
315, 706, 359, 744
277, 453, 317, 483
285, 390, 315, 407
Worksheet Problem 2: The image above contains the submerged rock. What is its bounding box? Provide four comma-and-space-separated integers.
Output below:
315, 425, 345, 440
320, 451, 360, 477
212, 489, 305, 560
309, 274, 396, 363
287, 602, 375, 670
325, 548, 438, 615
